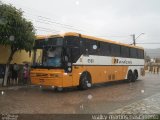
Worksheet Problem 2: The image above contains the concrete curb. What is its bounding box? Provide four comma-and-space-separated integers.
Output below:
0, 85, 36, 91
109, 93, 160, 114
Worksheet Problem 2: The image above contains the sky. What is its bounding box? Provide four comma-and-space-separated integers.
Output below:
2, 0, 160, 49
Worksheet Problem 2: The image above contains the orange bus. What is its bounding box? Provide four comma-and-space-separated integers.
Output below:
30, 32, 145, 90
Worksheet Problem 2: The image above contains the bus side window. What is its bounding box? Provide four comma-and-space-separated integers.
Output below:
66, 36, 80, 47
121, 46, 129, 58
111, 44, 120, 57
137, 49, 144, 59
79, 38, 87, 56
130, 48, 137, 58
71, 47, 81, 63
86, 39, 98, 55
80, 38, 87, 55
141, 50, 144, 59
65, 36, 81, 62
100, 42, 110, 56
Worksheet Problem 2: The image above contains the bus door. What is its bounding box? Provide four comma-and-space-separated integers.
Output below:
62, 47, 73, 87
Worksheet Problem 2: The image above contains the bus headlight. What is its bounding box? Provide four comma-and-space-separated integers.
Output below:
68, 67, 72, 71
67, 62, 72, 66
63, 73, 68, 75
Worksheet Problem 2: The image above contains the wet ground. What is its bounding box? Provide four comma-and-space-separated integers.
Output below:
0, 72, 160, 114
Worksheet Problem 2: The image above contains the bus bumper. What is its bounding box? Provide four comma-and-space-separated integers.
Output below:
30, 69, 73, 88
30, 69, 64, 88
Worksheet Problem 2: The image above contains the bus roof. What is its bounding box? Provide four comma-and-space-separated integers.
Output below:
63, 32, 144, 50
36, 34, 63, 40
36, 32, 144, 50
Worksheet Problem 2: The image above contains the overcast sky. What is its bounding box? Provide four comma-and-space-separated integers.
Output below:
2, 0, 160, 49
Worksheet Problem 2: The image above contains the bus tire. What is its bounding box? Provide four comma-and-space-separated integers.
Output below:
127, 70, 133, 82
78, 72, 92, 90
132, 70, 138, 82
135, 70, 138, 80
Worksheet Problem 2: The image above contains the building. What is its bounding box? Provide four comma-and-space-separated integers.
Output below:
0, 45, 33, 64
0, 45, 33, 83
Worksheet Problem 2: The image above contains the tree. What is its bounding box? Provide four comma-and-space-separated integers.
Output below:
0, 3, 35, 86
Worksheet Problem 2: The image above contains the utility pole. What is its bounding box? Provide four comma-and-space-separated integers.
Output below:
132, 34, 136, 46
131, 33, 144, 46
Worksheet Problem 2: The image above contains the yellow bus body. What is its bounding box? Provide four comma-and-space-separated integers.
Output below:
30, 32, 144, 89
31, 65, 130, 88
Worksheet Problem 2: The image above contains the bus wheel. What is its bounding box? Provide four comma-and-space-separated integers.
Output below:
127, 70, 133, 82
132, 70, 138, 82
79, 72, 92, 90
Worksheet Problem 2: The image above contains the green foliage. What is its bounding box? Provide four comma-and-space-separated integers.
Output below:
0, 3, 35, 52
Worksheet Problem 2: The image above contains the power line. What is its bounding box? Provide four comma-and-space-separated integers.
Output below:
98, 35, 130, 38
3, 0, 85, 32
24, 13, 86, 32
36, 20, 83, 32
146, 53, 160, 54
37, 16, 78, 28
137, 43, 160, 44
24, 13, 83, 31
2, 0, 133, 37
35, 26, 59, 32
131, 33, 144, 46
25, 14, 84, 32
3, 0, 160, 45
36, 29, 58, 33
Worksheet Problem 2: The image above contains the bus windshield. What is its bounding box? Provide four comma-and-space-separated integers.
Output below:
33, 37, 64, 68
33, 47, 63, 68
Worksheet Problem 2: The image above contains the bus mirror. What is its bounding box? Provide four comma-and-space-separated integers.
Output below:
64, 56, 68, 62
93, 45, 97, 50
67, 62, 72, 67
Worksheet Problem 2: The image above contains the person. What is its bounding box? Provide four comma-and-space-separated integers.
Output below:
0, 65, 5, 86
157, 67, 159, 74
149, 66, 152, 73
47, 48, 56, 57
23, 64, 29, 85
11, 63, 19, 85
46, 48, 62, 67
18, 65, 24, 85
7, 66, 12, 85
153, 67, 156, 74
